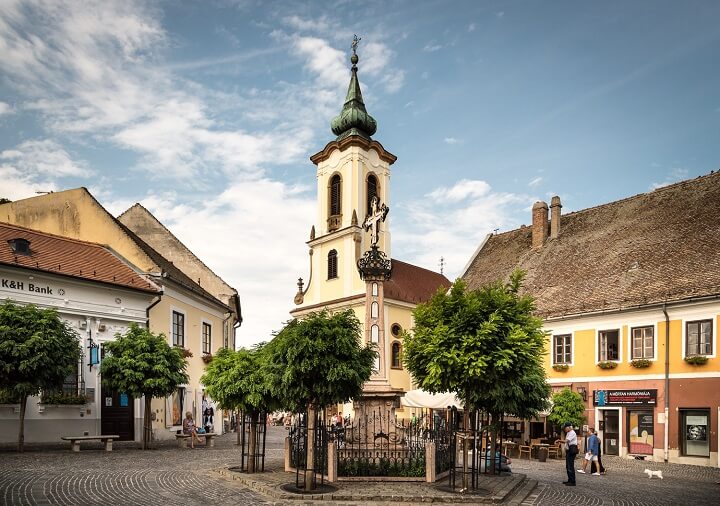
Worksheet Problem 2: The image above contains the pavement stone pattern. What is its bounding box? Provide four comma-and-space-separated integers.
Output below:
2, 427, 719, 505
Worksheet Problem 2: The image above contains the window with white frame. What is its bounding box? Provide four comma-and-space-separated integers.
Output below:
686, 319, 713, 356
553, 334, 571, 364
172, 311, 185, 347
202, 322, 212, 355
598, 329, 619, 361
631, 326, 654, 359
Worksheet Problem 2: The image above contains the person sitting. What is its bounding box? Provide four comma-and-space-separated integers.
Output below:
183, 411, 204, 448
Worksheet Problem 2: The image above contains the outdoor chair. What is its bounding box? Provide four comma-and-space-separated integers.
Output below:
519, 444, 531, 459
547, 442, 562, 459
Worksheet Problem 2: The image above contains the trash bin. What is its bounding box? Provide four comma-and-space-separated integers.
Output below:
538, 447, 548, 462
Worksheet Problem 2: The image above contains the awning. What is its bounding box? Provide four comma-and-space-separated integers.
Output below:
400, 389, 462, 409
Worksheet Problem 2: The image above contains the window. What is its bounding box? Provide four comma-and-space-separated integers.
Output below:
202, 322, 212, 355
327, 250, 338, 279
170, 387, 185, 427
391, 342, 402, 368
391, 323, 402, 337
631, 326, 654, 359
372, 282, 378, 296
371, 324, 379, 343
680, 409, 710, 457
598, 329, 619, 361
686, 320, 713, 356
223, 323, 229, 349
61, 363, 80, 395
330, 174, 342, 216
553, 334, 571, 364
371, 301, 379, 318
172, 311, 185, 347
367, 174, 378, 216
8, 238, 31, 256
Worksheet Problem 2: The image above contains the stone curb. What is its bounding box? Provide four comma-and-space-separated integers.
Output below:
212, 467, 529, 504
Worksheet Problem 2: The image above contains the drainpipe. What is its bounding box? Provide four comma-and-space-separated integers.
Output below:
662, 304, 670, 463
146, 294, 162, 329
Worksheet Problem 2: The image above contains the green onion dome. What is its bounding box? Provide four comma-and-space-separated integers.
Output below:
330, 54, 377, 140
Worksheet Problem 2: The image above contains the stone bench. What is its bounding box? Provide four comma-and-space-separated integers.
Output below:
60, 435, 119, 452
175, 432, 217, 448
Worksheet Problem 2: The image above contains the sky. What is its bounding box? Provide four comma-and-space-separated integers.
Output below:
1, 0, 719, 346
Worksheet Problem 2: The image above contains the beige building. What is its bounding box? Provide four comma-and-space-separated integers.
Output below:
0, 189, 241, 440
291, 50, 449, 415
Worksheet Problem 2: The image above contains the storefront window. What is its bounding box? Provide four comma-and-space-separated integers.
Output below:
170, 387, 185, 427
681, 409, 710, 457
628, 410, 654, 455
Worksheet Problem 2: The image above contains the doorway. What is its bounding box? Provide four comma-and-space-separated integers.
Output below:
602, 410, 620, 456
101, 387, 134, 440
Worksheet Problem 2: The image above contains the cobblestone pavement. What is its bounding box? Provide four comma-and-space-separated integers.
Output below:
3, 428, 719, 505
512, 454, 720, 506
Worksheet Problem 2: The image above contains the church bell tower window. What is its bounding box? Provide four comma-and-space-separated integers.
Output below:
366, 174, 378, 217
327, 249, 338, 279
328, 174, 342, 231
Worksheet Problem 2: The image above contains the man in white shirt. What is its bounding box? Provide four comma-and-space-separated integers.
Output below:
562, 422, 578, 486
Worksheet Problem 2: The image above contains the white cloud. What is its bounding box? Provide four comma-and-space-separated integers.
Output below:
468, 23, 476, 32
0, 102, 13, 115
294, 36, 348, 89
496, 11, 505, 18
423, 42, 442, 52
1, 139, 93, 177
444, 137, 461, 145
281, 15, 332, 33
528, 176, 543, 187
395, 179, 531, 280
650, 168, 689, 190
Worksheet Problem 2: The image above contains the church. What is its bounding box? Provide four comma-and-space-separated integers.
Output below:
291, 41, 450, 418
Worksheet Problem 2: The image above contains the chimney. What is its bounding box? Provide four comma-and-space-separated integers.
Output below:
532, 201, 548, 249
550, 196, 562, 239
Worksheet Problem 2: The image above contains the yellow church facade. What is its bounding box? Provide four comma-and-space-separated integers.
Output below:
291, 48, 449, 416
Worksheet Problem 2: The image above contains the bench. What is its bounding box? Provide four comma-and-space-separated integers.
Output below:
61, 435, 119, 452
175, 432, 217, 448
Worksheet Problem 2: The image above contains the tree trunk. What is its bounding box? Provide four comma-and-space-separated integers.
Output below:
143, 396, 152, 450
248, 412, 257, 473
462, 398, 470, 491
17, 395, 27, 453
304, 405, 316, 491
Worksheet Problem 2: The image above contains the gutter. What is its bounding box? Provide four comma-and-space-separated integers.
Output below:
662, 303, 670, 463
146, 294, 162, 329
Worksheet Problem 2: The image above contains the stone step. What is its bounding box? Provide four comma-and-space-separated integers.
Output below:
505, 478, 538, 506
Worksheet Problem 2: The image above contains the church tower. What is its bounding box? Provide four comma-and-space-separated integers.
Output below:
294, 43, 397, 310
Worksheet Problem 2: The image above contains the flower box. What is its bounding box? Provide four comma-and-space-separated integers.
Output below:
684, 355, 708, 366
597, 361, 618, 370
552, 364, 569, 372
630, 359, 651, 368
201, 354, 213, 364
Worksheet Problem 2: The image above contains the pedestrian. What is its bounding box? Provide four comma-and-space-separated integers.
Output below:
581, 428, 600, 475
591, 434, 606, 475
562, 422, 579, 486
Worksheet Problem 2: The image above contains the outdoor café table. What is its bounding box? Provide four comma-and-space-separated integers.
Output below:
502, 441, 517, 457
532, 443, 549, 459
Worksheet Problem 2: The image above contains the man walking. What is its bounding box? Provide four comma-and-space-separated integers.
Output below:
562, 422, 578, 486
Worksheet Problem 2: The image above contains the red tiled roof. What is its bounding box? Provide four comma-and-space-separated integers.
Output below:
0, 222, 159, 293
462, 171, 720, 317
385, 259, 451, 304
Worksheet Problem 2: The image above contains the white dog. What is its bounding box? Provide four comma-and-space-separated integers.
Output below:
644, 468, 663, 479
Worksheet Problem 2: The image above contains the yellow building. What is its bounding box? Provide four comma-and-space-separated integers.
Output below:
462, 172, 720, 467
0, 188, 241, 440
291, 49, 449, 416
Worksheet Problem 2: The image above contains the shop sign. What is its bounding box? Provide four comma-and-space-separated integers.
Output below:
1, 277, 57, 294
593, 389, 657, 406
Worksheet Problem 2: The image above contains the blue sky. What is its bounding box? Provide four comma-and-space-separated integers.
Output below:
1, 1, 718, 345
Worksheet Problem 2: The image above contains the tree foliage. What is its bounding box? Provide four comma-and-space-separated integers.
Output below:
101, 324, 188, 449
547, 388, 586, 429
404, 271, 551, 419
0, 301, 81, 452
265, 310, 375, 410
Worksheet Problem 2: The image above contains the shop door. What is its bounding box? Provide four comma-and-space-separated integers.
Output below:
603, 410, 619, 455
101, 388, 134, 441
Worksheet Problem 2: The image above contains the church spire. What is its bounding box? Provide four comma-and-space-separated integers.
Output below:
330, 35, 377, 140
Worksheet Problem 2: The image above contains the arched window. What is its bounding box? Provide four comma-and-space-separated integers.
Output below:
327, 250, 338, 279
366, 174, 378, 216
391, 342, 402, 369
371, 301, 379, 319
372, 282, 378, 296
330, 174, 342, 216
371, 324, 379, 343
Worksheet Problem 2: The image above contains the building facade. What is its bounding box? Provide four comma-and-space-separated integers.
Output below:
291, 49, 450, 414
0, 189, 241, 440
462, 172, 720, 467
0, 223, 159, 442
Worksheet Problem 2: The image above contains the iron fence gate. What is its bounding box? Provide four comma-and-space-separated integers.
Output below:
290, 409, 328, 489
239, 411, 267, 473
449, 411, 507, 491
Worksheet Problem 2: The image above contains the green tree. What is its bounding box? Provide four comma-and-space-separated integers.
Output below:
404, 271, 550, 480
547, 388, 586, 431
100, 324, 188, 449
265, 310, 375, 490
201, 345, 278, 472
0, 301, 81, 452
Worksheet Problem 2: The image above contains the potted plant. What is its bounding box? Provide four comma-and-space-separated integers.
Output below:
40, 392, 88, 405
684, 356, 708, 366
552, 364, 569, 372
597, 361, 618, 370
201, 353, 213, 364
181, 348, 193, 359
630, 359, 651, 368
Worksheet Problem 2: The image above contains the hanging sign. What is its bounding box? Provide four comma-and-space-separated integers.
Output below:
594, 389, 657, 406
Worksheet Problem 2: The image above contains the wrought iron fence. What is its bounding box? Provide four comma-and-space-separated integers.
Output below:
449, 411, 508, 491
290, 410, 328, 490
239, 411, 267, 473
